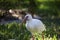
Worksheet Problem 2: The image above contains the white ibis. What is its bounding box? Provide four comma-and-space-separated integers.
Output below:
21, 12, 46, 40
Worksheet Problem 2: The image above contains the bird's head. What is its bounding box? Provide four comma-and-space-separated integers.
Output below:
21, 12, 33, 23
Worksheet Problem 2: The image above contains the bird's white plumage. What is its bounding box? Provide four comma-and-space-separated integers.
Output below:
25, 14, 46, 35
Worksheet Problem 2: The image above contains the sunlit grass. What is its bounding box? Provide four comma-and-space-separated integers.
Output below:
39, 4, 49, 9
36, 0, 56, 2
29, 31, 57, 40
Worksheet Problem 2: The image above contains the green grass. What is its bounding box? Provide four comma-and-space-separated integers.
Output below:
0, 22, 58, 40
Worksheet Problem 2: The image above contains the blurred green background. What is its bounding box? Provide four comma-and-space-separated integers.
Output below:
0, 0, 60, 40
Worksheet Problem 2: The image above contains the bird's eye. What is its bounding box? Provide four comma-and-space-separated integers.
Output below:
25, 16, 28, 20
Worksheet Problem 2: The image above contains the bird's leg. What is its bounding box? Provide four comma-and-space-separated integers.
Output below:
42, 33, 44, 40
32, 35, 34, 40
30, 35, 35, 40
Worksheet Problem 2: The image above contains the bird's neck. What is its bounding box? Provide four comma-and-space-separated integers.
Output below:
26, 19, 33, 23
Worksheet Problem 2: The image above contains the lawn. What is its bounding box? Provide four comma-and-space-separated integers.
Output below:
0, 19, 59, 40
